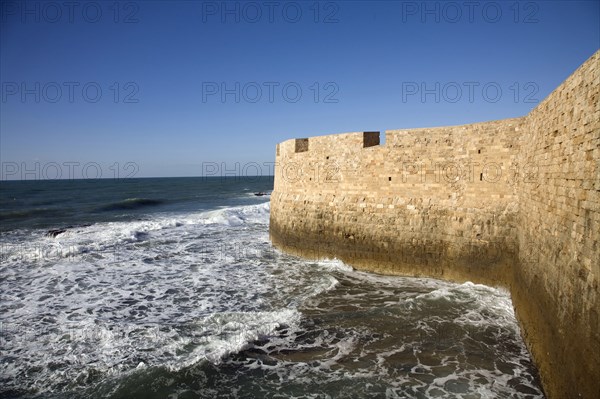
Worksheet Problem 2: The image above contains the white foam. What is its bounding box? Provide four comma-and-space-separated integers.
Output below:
179, 308, 302, 367
0, 201, 333, 395
313, 258, 354, 273
0, 200, 543, 398
202, 202, 270, 227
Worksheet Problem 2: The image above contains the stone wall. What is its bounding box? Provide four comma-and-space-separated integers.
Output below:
270, 50, 599, 398
271, 119, 523, 283
513, 51, 599, 398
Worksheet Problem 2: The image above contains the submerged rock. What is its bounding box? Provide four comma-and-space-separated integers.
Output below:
46, 228, 67, 238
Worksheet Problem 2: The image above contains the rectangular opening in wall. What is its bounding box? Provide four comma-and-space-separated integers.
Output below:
295, 138, 309, 153
276, 144, 280, 156
363, 131, 380, 148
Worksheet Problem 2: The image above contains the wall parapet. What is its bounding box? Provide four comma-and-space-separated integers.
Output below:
270, 50, 599, 399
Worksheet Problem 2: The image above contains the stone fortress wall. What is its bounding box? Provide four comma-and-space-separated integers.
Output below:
270, 51, 599, 398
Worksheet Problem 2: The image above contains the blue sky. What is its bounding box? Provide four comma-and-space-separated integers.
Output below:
1, 0, 598, 179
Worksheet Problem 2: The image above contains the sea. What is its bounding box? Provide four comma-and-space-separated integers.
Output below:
0, 177, 545, 398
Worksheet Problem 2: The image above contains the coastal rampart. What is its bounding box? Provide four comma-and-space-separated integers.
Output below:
270, 50, 599, 398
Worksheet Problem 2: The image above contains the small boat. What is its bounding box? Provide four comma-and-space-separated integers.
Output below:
254, 192, 269, 196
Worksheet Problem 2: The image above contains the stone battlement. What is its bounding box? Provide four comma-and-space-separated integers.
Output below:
270, 50, 599, 398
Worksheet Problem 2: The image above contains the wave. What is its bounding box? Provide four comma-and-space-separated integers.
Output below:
96, 198, 167, 212
413, 281, 517, 330
0, 208, 59, 221
313, 258, 354, 273
0, 202, 271, 263
168, 309, 302, 369
202, 202, 270, 226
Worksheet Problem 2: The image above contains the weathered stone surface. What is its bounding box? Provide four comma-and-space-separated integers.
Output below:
270, 50, 599, 399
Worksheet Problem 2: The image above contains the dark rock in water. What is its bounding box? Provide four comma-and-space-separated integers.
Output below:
254, 192, 269, 196
46, 228, 67, 238
45, 223, 92, 238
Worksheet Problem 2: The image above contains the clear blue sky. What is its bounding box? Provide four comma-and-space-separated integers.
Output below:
1, 0, 598, 179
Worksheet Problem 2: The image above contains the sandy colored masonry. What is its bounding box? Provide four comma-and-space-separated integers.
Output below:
270, 50, 599, 398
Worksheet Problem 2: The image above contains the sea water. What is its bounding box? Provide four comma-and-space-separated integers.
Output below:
0, 177, 544, 398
